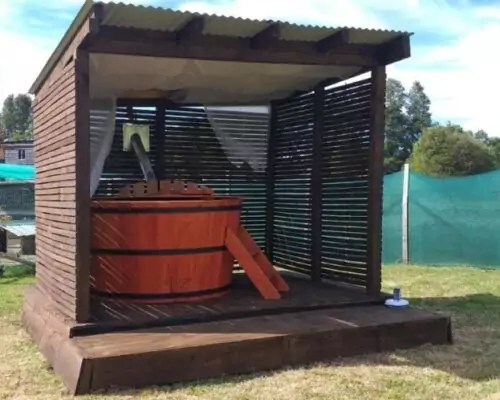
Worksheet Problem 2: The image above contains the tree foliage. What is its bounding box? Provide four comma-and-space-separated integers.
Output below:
410, 124, 497, 176
0, 94, 33, 140
384, 79, 432, 173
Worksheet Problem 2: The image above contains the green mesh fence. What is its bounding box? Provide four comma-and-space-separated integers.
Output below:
382, 171, 403, 264
383, 169, 500, 267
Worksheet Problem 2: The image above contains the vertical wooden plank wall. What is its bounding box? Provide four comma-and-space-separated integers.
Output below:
32, 24, 91, 322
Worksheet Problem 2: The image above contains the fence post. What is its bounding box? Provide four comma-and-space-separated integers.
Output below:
402, 163, 410, 264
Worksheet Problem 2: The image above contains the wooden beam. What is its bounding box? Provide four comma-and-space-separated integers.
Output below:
84, 26, 381, 67
250, 23, 281, 50
290, 77, 342, 98
310, 85, 325, 282
316, 29, 349, 53
366, 66, 386, 297
376, 34, 411, 65
176, 16, 204, 43
265, 101, 277, 263
74, 48, 91, 323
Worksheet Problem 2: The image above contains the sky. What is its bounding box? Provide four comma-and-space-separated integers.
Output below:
1, 0, 499, 135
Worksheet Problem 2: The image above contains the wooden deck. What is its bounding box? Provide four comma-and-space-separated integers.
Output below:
81, 271, 383, 336
22, 273, 453, 395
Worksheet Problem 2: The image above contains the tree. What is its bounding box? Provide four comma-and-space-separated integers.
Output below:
487, 137, 500, 166
0, 94, 33, 139
406, 81, 432, 142
384, 78, 409, 173
384, 79, 432, 174
474, 129, 489, 143
410, 124, 497, 176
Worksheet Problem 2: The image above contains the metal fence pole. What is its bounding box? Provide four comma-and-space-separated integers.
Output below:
402, 163, 410, 264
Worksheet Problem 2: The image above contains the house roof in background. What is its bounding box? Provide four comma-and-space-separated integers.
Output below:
0, 219, 35, 237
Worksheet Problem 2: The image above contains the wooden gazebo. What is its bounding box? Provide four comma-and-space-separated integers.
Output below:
23, 1, 452, 395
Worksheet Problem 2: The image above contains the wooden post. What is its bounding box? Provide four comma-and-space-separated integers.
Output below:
366, 66, 386, 296
154, 99, 166, 182
265, 102, 277, 263
74, 48, 91, 322
311, 86, 325, 282
401, 163, 410, 264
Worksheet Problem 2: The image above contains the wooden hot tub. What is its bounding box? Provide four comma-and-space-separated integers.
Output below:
90, 195, 242, 303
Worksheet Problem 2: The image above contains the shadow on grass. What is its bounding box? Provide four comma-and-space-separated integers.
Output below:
330, 293, 500, 381
84, 292, 500, 398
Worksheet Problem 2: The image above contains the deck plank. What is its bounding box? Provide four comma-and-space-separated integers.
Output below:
75, 306, 448, 357
23, 284, 452, 395
82, 272, 383, 335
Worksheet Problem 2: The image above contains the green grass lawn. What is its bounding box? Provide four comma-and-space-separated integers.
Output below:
1, 264, 500, 400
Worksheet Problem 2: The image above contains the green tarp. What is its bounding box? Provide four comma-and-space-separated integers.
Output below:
383, 169, 500, 267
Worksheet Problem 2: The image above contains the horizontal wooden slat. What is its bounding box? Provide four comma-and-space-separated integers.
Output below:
34, 56, 78, 321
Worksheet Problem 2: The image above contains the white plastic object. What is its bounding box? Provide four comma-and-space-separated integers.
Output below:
384, 287, 410, 308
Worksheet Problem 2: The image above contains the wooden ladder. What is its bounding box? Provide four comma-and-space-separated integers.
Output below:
225, 226, 289, 300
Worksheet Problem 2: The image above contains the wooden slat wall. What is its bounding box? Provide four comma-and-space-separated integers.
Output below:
33, 23, 91, 321
163, 107, 268, 245
271, 76, 374, 289
321, 77, 372, 287
96, 104, 269, 247
272, 93, 315, 275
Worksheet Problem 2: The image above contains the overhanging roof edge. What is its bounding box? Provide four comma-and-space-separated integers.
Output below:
28, 0, 95, 95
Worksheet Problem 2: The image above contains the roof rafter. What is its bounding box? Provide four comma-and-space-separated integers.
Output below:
176, 16, 205, 43
250, 23, 281, 50
83, 26, 383, 68
375, 34, 411, 64
315, 29, 350, 53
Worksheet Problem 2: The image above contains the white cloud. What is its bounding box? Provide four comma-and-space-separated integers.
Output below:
180, 0, 500, 135
0, 29, 51, 100
389, 22, 500, 135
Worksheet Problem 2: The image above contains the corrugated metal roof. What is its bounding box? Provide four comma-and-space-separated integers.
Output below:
30, 1, 412, 94
101, 2, 409, 45
0, 220, 36, 237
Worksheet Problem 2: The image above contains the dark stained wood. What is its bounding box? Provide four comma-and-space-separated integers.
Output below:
311, 86, 325, 282
265, 101, 277, 263
78, 307, 450, 394
176, 16, 205, 43
366, 67, 386, 296
21, 286, 89, 394
75, 48, 91, 323
77, 272, 380, 336
32, 293, 452, 394
31, 18, 92, 323
84, 25, 394, 67
22, 279, 452, 395
154, 100, 166, 180
376, 34, 411, 65
250, 23, 281, 49
315, 29, 349, 53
